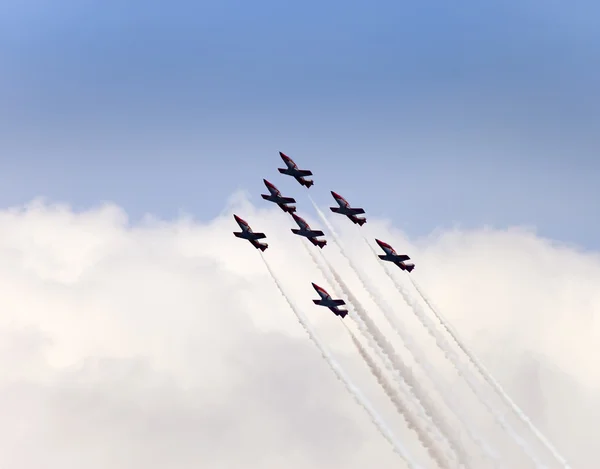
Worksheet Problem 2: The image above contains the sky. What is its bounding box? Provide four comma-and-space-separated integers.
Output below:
1, 0, 599, 248
0, 3, 599, 468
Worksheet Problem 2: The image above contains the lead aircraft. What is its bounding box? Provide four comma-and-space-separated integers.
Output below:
277, 152, 314, 188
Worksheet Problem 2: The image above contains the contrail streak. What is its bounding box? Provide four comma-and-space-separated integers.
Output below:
302, 242, 451, 469
343, 320, 453, 469
374, 256, 547, 469
319, 251, 455, 469
358, 235, 502, 468
259, 252, 423, 469
308, 196, 462, 467
409, 276, 571, 469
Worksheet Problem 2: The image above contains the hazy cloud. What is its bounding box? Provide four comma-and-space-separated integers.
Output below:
0, 194, 597, 468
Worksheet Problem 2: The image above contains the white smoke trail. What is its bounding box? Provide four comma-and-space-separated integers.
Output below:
357, 235, 502, 468
258, 252, 423, 469
318, 251, 457, 469
374, 256, 548, 469
342, 320, 454, 469
307, 196, 464, 468
409, 276, 572, 469
301, 242, 452, 469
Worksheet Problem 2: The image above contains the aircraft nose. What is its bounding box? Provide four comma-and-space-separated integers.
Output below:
331, 191, 338, 197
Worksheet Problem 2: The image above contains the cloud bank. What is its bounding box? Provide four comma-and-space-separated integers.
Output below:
0, 194, 597, 468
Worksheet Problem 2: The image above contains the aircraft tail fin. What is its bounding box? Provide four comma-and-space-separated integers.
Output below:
303, 179, 314, 188
258, 243, 268, 252
356, 218, 367, 226
405, 264, 415, 273
315, 239, 327, 249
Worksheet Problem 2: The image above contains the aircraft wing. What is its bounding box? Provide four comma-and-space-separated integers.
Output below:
332, 299, 345, 306
348, 207, 365, 215
279, 197, 295, 204
296, 169, 313, 177
234, 231, 266, 240
395, 254, 410, 262
309, 230, 325, 237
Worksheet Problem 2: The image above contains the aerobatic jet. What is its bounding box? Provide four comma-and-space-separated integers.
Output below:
290, 213, 327, 248
232, 214, 268, 251
329, 191, 366, 226
277, 152, 314, 188
311, 283, 348, 318
261, 179, 297, 213
375, 238, 414, 272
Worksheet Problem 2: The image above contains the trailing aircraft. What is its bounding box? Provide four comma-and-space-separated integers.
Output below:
311, 283, 348, 318
261, 179, 297, 213
330, 191, 366, 226
233, 214, 268, 251
375, 238, 414, 272
291, 213, 327, 248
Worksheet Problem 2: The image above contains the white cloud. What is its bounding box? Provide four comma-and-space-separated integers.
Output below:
0, 194, 597, 468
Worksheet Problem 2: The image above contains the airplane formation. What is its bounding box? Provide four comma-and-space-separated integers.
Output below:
233, 151, 415, 317
232, 151, 572, 469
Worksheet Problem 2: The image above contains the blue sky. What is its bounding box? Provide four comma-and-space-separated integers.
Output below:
1, 0, 598, 247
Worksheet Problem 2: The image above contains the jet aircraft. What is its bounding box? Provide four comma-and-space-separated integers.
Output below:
329, 191, 366, 226
277, 152, 314, 188
375, 238, 414, 272
261, 179, 297, 213
290, 213, 327, 248
233, 214, 268, 251
311, 283, 348, 318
